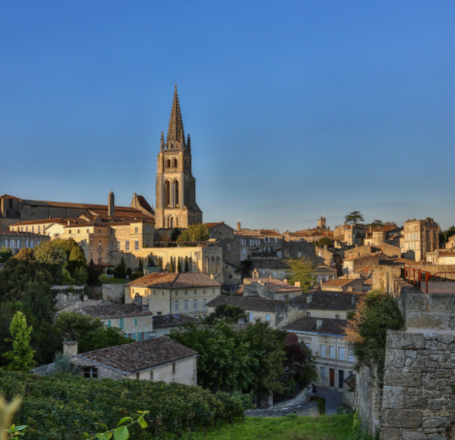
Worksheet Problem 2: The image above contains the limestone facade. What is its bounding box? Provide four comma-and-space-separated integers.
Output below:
154, 86, 202, 229
0, 230, 49, 257
402, 218, 439, 262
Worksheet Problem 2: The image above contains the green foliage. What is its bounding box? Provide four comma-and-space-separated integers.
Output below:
177, 257, 182, 273
309, 396, 326, 415
170, 228, 181, 242
21, 282, 56, 323
114, 258, 126, 279
0, 370, 245, 440
345, 289, 404, 373
54, 312, 130, 353
44, 352, 82, 376
439, 225, 455, 245
317, 237, 333, 247
345, 211, 364, 226
88, 259, 103, 285
0, 246, 13, 263
184, 256, 189, 272
170, 320, 290, 395
176, 223, 210, 245
0, 258, 53, 303
3, 311, 36, 372
98, 274, 111, 284
169, 257, 175, 273
286, 258, 314, 293
204, 304, 247, 325
138, 258, 143, 273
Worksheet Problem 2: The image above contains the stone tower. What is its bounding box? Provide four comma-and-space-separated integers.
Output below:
108, 191, 115, 217
155, 86, 203, 229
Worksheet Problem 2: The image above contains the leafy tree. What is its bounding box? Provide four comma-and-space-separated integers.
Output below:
370, 220, 384, 228
21, 282, 56, 323
283, 341, 318, 388
87, 259, 103, 285
345, 211, 364, 225
177, 257, 182, 273
114, 257, 126, 278
440, 226, 455, 245
345, 289, 404, 373
170, 321, 256, 392
82, 327, 131, 352
241, 321, 288, 394
13, 248, 35, 261
3, 311, 36, 371
0, 258, 53, 303
204, 304, 247, 325
169, 257, 175, 273
176, 223, 210, 244
170, 228, 181, 242
184, 256, 189, 272
317, 237, 333, 247
0, 246, 13, 263
287, 257, 314, 293
138, 258, 143, 273
158, 257, 163, 270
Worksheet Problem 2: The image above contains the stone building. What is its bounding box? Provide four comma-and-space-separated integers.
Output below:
235, 226, 284, 261
74, 303, 155, 341
243, 274, 303, 300
47, 338, 198, 385
0, 192, 153, 232
126, 272, 221, 319
152, 314, 200, 337
0, 230, 49, 257
251, 259, 291, 280
402, 217, 439, 262
426, 249, 455, 265
154, 86, 202, 229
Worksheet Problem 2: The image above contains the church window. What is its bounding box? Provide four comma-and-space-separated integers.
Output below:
173, 158, 178, 168
175, 217, 178, 227
166, 159, 171, 168
173, 181, 179, 207
165, 181, 171, 207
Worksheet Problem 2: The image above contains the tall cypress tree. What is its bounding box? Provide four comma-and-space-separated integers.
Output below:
138, 258, 144, 273
177, 257, 182, 273
169, 258, 174, 273
184, 257, 189, 273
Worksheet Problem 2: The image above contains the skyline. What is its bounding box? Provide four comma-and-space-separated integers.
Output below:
1, 1, 455, 230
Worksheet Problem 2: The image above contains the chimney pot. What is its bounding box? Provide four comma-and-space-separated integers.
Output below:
306, 295, 312, 304
210, 274, 215, 280
134, 293, 142, 306
283, 278, 288, 284
294, 281, 301, 287
316, 319, 323, 330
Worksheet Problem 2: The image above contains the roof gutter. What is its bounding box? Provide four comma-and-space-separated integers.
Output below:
285, 329, 346, 338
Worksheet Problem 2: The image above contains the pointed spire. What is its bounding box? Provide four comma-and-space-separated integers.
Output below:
160, 131, 164, 149
167, 84, 185, 145
187, 133, 191, 151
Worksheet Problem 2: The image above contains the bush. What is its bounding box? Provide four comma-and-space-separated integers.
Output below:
0, 370, 245, 440
98, 274, 111, 284
310, 396, 326, 415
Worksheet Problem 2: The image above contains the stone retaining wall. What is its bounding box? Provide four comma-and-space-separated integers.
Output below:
245, 401, 319, 418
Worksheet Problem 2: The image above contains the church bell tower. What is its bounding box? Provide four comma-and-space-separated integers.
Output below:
155, 85, 203, 229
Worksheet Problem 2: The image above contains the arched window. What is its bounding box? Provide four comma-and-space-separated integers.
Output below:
175, 217, 178, 227
216, 256, 221, 272
166, 159, 171, 168
169, 217, 174, 228
173, 158, 178, 168
205, 257, 209, 273
173, 180, 179, 207
164, 181, 170, 206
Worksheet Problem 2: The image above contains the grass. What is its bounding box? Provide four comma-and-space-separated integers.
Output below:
176, 414, 356, 440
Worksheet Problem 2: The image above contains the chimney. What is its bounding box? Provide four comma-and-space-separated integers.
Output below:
283, 278, 288, 284
294, 281, 301, 287
63, 341, 78, 357
67, 220, 70, 226
210, 274, 215, 280
237, 219, 241, 232
316, 319, 323, 330
306, 295, 312, 304
108, 191, 115, 217
134, 293, 142, 306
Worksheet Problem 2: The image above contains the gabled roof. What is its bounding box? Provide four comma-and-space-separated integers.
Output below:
128, 272, 221, 289
78, 337, 197, 374
206, 295, 281, 312
152, 314, 201, 328
204, 222, 225, 229
80, 304, 153, 319
282, 317, 347, 336
303, 291, 364, 311
321, 278, 355, 288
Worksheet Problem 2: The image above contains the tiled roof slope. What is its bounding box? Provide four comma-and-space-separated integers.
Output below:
78, 337, 197, 374
152, 314, 201, 328
282, 317, 347, 335
251, 259, 290, 270
128, 272, 221, 288
303, 291, 364, 311
206, 295, 281, 312
321, 278, 355, 287
80, 304, 153, 318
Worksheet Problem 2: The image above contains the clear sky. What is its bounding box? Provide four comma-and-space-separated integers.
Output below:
1, 1, 454, 231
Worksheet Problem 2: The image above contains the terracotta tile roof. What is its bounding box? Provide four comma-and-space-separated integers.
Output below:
343, 253, 380, 262
256, 229, 283, 237
88, 208, 152, 220
321, 278, 355, 287
9, 218, 66, 226
438, 252, 455, 257
303, 291, 364, 311
282, 317, 347, 335
206, 295, 281, 312
152, 314, 201, 328
136, 195, 152, 213
128, 272, 221, 288
78, 337, 197, 374
204, 222, 225, 229
363, 279, 373, 285
245, 278, 303, 293
80, 304, 153, 319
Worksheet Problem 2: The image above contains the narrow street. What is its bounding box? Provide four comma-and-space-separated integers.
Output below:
314, 386, 344, 415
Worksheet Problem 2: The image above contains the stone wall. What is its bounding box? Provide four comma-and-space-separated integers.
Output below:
102, 284, 125, 302
245, 401, 319, 418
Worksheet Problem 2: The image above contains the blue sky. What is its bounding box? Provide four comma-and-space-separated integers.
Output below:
1, 1, 455, 230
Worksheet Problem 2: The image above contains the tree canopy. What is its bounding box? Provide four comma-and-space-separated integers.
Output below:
345, 211, 364, 225
317, 237, 333, 247
176, 223, 210, 244
286, 257, 314, 293
204, 304, 247, 325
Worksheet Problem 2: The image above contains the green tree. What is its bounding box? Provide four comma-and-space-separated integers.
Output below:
169, 257, 175, 273
345, 211, 364, 225
21, 282, 56, 323
0, 246, 13, 263
114, 257, 126, 278
440, 226, 455, 245
176, 223, 210, 244
170, 321, 256, 392
138, 258, 144, 273
13, 248, 35, 261
83, 327, 131, 352
204, 304, 247, 325
44, 352, 82, 376
177, 257, 182, 273
0, 258, 53, 303
170, 228, 181, 241
184, 256, 189, 272
317, 237, 333, 247
287, 258, 314, 293
3, 311, 36, 371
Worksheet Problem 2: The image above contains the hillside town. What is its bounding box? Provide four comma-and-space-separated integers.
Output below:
2, 86, 455, 440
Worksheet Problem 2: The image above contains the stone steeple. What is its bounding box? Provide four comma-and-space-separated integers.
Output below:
166, 84, 185, 146
108, 191, 115, 217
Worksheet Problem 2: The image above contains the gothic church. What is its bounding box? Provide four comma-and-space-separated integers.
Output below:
154, 86, 203, 229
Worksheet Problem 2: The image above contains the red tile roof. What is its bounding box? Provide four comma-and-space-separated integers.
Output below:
128, 272, 221, 288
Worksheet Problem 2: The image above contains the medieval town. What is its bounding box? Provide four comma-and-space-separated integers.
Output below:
1, 2, 454, 440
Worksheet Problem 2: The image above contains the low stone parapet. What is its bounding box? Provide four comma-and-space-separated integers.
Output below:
245, 401, 319, 418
